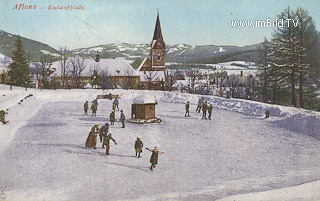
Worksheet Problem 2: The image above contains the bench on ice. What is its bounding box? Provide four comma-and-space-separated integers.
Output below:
97, 93, 119, 100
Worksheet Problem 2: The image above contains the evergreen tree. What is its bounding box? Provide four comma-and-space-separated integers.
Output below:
8, 36, 31, 87
294, 7, 320, 109
268, 7, 320, 110
90, 70, 101, 88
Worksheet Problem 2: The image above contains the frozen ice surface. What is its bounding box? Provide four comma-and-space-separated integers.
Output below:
0, 84, 320, 200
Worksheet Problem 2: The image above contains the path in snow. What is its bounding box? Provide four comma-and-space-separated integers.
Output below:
0, 99, 320, 201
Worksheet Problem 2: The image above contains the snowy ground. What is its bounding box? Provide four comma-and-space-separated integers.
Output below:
0, 84, 320, 201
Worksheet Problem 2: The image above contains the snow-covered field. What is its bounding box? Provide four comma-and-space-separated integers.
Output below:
0, 84, 320, 201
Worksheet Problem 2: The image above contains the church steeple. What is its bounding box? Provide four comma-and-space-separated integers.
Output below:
153, 13, 164, 43
150, 12, 166, 69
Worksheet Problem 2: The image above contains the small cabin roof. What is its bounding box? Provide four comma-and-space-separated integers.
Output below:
133, 95, 156, 104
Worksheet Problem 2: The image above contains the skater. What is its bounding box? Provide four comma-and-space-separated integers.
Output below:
92, 99, 98, 107
185, 101, 190, 117
146, 146, 164, 171
208, 104, 213, 120
196, 97, 204, 113
0, 110, 8, 125
120, 110, 125, 128
85, 123, 100, 149
103, 133, 117, 155
90, 103, 97, 117
202, 101, 208, 119
84, 101, 89, 114
99, 123, 109, 148
113, 98, 119, 111
134, 137, 143, 158
110, 110, 115, 125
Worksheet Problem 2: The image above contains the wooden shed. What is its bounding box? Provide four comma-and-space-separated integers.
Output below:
131, 96, 157, 120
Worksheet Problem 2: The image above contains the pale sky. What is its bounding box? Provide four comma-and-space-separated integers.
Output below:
0, 0, 319, 50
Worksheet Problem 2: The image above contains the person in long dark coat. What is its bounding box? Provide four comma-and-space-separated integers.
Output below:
103, 133, 117, 155
208, 104, 213, 120
85, 124, 99, 149
146, 146, 164, 171
91, 103, 97, 117
202, 101, 208, 119
120, 110, 125, 128
185, 101, 190, 117
134, 137, 143, 158
110, 110, 115, 125
196, 97, 204, 113
99, 123, 109, 148
84, 101, 89, 114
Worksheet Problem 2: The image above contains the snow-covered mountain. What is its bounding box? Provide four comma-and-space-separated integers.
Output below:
0, 30, 60, 62
0, 30, 264, 65
71, 43, 264, 64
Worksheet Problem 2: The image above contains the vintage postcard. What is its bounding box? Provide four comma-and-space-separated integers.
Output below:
0, 0, 320, 200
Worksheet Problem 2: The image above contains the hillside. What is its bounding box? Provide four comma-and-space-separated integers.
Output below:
0, 30, 60, 62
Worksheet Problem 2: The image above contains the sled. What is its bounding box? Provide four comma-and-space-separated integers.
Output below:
97, 94, 119, 100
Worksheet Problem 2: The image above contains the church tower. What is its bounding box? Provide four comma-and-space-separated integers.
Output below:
150, 13, 166, 71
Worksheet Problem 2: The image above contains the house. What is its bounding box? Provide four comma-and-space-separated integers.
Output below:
137, 12, 166, 89
50, 57, 140, 89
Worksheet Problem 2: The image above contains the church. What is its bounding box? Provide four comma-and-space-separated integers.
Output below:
137, 13, 166, 89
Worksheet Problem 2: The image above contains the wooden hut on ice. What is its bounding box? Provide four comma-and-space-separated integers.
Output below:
130, 95, 161, 123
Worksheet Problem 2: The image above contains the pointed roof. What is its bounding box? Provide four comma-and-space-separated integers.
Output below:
152, 13, 164, 42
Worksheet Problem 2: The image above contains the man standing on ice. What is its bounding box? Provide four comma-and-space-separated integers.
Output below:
110, 110, 115, 125
99, 123, 109, 148
146, 146, 164, 171
84, 101, 89, 114
185, 101, 190, 117
202, 101, 208, 119
113, 98, 119, 111
120, 110, 125, 128
196, 97, 204, 113
208, 104, 213, 120
104, 133, 117, 155
90, 103, 97, 117
134, 137, 143, 158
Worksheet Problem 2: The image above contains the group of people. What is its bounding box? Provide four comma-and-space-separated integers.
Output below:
185, 97, 213, 120
85, 123, 164, 171
84, 97, 164, 171
84, 99, 98, 117
84, 98, 126, 128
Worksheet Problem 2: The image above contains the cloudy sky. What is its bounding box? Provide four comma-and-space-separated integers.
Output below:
0, 0, 319, 50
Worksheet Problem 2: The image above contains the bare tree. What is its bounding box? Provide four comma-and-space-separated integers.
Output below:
32, 55, 54, 88
165, 69, 177, 91
59, 47, 70, 88
186, 68, 201, 94
69, 56, 86, 88
143, 71, 162, 90
100, 70, 113, 89
124, 69, 137, 89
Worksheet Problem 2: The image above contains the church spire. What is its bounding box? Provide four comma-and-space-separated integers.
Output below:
152, 13, 163, 42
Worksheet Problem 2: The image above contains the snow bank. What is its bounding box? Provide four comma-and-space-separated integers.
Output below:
216, 180, 320, 201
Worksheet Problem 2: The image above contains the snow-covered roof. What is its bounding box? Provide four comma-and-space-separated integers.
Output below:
137, 70, 165, 82
137, 58, 148, 71
51, 57, 139, 77
133, 95, 156, 104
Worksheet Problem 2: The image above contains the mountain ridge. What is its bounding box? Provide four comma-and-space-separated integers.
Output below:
0, 30, 264, 64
